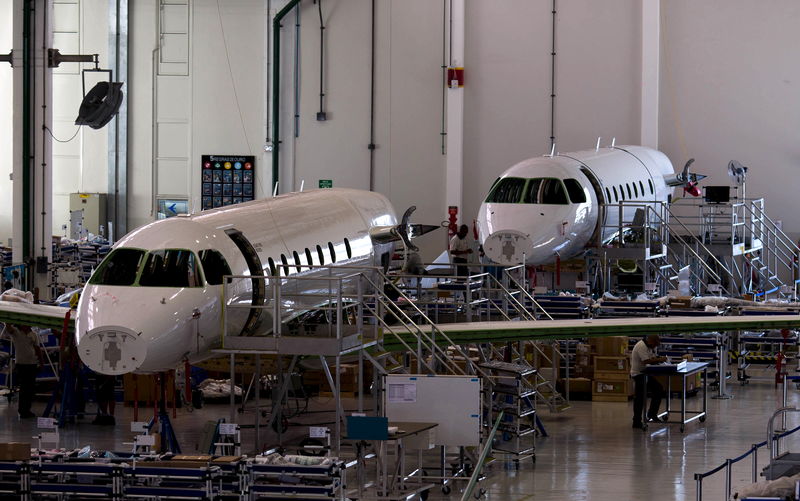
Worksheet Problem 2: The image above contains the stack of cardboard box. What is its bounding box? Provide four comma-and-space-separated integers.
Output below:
590, 337, 633, 402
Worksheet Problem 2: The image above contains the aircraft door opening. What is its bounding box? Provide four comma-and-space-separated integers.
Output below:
580, 167, 606, 244
225, 229, 266, 335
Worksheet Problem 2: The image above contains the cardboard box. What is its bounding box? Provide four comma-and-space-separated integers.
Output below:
654, 374, 702, 394
592, 378, 633, 402
590, 336, 629, 357
0, 443, 30, 461
562, 377, 592, 394
594, 356, 629, 372
124, 373, 176, 404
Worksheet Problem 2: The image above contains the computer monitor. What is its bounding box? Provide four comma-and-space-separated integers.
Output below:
704, 186, 730, 204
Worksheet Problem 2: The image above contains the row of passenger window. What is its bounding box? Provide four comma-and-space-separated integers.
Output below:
266, 238, 354, 277
604, 178, 654, 204
485, 177, 587, 205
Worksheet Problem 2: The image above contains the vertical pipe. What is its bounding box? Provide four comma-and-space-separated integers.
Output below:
19, 0, 33, 264
335, 354, 341, 456
271, 0, 303, 195
357, 277, 364, 412
316, 0, 324, 116
266, 0, 271, 142
549, 0, 557, 149
229, 353, 235, 423
293, 4, 300, 138
255, 354, 261, 454
277, 356, 284, 445
368, 0, 376, 189
439, 0, 446, 155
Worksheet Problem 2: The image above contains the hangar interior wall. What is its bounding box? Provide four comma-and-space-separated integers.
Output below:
2, 1, 800, 259
658, 1, 800, 245
0, 2, 11, 246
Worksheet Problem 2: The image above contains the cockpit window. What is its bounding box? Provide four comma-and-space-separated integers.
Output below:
139, 249, 201, 287
523, 179, 543, 203
485, 177, 527, 203
199, 249, 232, 285
487, 177, 572, 204
89, 248, 146, 286
540, 179, 568, 204
524, 178, 568, 204
563, 178, 587, 203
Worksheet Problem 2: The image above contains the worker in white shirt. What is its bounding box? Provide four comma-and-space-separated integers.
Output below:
1, 323, 42, 418
449, 224, 473, 278
630, 334, 667, 429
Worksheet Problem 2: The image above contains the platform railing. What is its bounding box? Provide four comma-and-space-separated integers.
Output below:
693, 407, 800, 501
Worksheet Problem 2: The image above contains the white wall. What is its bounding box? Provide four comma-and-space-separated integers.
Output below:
0, 1, 12, 244
121, 0, 800, 261
0, 1, 109, 242
129, 0, 447, 258
462, 0, 643, 225
51, 0, 109, 237
659, 1, 800, 238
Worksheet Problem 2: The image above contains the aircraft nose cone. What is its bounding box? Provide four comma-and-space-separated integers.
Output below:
78, 326, 146, 375
484, 230, 534, 266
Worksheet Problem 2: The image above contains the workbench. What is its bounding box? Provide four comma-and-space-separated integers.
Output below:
645, 361, 709, 432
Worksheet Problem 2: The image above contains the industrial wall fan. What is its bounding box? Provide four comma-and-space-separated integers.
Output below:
75, 69, 124, 130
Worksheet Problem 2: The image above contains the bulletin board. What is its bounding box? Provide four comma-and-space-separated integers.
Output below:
201, 155, 255, 210
384, 374, 482, 446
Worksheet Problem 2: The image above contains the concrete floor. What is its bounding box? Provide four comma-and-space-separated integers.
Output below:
0, 368, 796, 500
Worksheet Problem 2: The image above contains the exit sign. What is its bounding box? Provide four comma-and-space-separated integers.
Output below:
319, 179, 333, 188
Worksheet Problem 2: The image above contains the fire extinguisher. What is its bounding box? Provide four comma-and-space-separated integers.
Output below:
776, 351, 785, 387
447, 206, 459, 238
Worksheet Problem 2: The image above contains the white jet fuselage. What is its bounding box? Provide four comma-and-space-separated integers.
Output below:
75, 188, 397, 375
477, 146, 675, 265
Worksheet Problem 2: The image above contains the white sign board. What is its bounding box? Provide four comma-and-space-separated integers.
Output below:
387, 382, 417, 403
309, 427, 328, 438
707, 284, 721, 293
40, 432, 59, 444
218, 423, 238, 435
385, 375, 481, 447
37, 417, 57, 429
131, 421, 149, 433
135, 434, 156, 446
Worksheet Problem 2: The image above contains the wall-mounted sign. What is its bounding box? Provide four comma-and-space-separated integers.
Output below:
319, 179, 333, 189
201, 155, 255, 210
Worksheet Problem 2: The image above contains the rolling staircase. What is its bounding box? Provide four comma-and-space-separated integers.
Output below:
593, 197, 800, 300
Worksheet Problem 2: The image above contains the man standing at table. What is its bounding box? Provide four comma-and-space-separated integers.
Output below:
2, 323, 42, 418
631, 334, 667, 429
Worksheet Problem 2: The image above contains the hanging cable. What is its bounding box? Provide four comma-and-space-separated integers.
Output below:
315, 0, 327, 120
44, 126, 81, 143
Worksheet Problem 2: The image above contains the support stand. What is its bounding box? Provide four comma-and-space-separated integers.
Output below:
149, 372, 180, 453
713, 332, 734, 400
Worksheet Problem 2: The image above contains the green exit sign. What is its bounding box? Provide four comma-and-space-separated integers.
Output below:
319, 179, 333, 188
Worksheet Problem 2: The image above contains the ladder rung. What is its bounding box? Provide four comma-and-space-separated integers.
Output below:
659, 264, 674, 270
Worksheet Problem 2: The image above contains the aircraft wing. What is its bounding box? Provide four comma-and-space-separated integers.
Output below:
0, 301, 74, 333
382, 314, 800, 351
